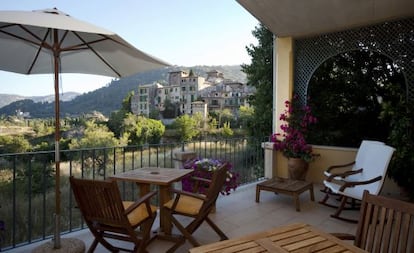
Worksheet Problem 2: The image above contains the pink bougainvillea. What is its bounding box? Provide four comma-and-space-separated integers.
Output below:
271, 95, 317, 162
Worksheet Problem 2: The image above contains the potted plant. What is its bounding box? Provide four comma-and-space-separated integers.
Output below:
182, 158, 239, 196
271, 94, 317, 180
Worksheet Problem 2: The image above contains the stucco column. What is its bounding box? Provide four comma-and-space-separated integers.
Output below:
271, 36, 294, 178
273, 36, 294, 133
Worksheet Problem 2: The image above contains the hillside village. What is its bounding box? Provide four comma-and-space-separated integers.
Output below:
131, 69, 255, 120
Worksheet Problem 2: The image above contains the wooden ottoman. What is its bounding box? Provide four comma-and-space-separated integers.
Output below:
256, 177, 314, 211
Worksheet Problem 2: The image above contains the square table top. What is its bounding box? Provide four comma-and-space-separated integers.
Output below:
109, 167, 193, 186
257, 177, 312, 192
189, 223, 367, 253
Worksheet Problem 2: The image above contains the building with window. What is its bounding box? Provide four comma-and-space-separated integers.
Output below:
131, 83, 161, 115
199, 80, 254, 116
132, 69, 254, 118
154, 70, 209, 115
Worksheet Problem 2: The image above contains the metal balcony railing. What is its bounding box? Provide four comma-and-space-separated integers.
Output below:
0, 137, 265, 251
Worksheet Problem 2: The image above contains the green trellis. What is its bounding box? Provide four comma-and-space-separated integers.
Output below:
294, 17, 414, 103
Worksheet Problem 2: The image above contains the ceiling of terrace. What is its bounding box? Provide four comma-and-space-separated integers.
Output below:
237, 0, 414, 38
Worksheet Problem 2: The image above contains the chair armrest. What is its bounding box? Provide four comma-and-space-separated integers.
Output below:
326, 168, 363, 181
192, 176, 212, 184
169, 188, 207, 201
339, 175, 382, 192
326, 161, 355, 173
124, 191, 157, 215
190, 176, 212, 193
330, 233, 356, 241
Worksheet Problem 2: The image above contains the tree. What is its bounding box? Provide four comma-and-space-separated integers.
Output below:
107, 91, 135, 137
148, 106, 160, 120
122, 114, 165, 145
192, 112, 205, 129
173, 114, 199, 142
32, 119, 54, 136
238, 105, 254, 129
221, 122, 233, 137
308, 50, 405, 147
0, 135, 31, 154
208, 117, 218, 130
189, 69, 195, 77
69, 120, 122, 176
241, 24, 273, 139
162, 98, 180, 119
381, 95, 414, 199
144, 118, 165, 144
69, 121, 120, 149
218, 109, 234, 128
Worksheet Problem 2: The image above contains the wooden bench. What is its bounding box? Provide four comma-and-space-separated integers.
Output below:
256, 177, 314, 211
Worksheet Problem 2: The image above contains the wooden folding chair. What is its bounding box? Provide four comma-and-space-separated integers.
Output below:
333, 190, 414, 253
163, 164, 229, 253
69, 176, 158, 253
320, 143, 395, 222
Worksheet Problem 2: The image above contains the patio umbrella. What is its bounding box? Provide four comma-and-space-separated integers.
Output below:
0, 8, 170, 248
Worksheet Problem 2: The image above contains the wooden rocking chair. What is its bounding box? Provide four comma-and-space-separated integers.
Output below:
69, 176, 158, 253
321, 140, 384, 192
320, 143, 395, 222
163, 163, 229, 253
324, 140, 384, 176
333, 190, 414, 252
320, 140, 385, 211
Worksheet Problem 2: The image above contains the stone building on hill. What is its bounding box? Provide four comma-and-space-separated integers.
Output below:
131, 69, 254, 119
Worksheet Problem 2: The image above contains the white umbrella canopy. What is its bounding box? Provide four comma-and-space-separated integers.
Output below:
0, 7, 170, 249
0, 8, 169, 76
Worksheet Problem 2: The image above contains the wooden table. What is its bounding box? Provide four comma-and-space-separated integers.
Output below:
256, 177, 314, 211
189, 223, 367, 253
110, 167, 193, 235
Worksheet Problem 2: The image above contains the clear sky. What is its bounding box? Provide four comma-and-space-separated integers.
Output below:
0, 0, 259, 96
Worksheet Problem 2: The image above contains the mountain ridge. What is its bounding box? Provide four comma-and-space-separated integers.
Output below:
0, 92, 80, 108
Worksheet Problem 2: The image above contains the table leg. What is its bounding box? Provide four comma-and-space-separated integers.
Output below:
309, 185, 315, 201
137, 183, 151, 196
135, 183, 156, 240
255, 186, 261, 203
294, 194, 300, 212
159, 185, 172, 235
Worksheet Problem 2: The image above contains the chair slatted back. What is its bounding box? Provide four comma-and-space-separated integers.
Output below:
70, 177, 128, 227
199, 163, 228, 214
355, 190, 414, 253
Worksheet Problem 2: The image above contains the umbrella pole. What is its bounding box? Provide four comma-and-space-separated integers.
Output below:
53, 30, 61, 249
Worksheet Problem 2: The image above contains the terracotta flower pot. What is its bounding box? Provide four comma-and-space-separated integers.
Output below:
287, 157, 309, 181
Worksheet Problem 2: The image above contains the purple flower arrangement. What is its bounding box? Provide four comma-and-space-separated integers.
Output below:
271, 95, 317, 162
182, 158, 239, 195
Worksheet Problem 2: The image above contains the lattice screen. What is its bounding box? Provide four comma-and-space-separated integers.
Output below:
294, 17, 414, 103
